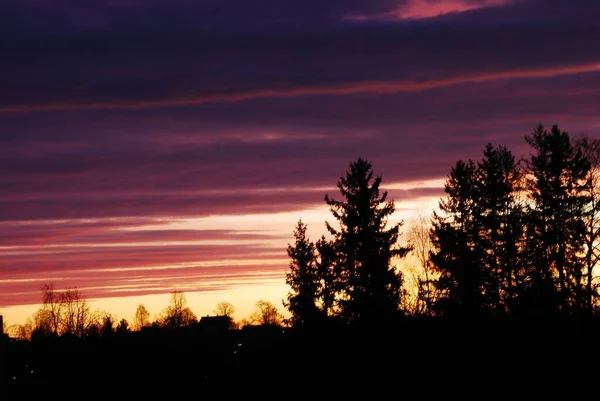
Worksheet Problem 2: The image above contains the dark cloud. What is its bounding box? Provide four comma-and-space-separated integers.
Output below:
0, 187, 325, 221
1, 71, 598, 221
0, 0, 401, 36
1, 0, 598, 112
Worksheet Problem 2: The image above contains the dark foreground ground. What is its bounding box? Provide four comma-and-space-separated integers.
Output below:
3, 317, 599, 399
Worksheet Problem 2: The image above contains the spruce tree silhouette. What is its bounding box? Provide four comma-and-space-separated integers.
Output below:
431, 144, 525, 317
524, 124, 591, 315
284, 220, 323, 326
476, 143, 523, 315
315, 235, 339, 318
431, 158, 486, 318
324, 157, 410, 324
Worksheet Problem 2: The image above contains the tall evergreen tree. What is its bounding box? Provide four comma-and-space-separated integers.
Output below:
431, 144, 528, 317
524, 124, 591, 314
315, 236, 340, 318
430, 159, 488, 317
477, 144, 524, 314
284, 220, 322, 326
324, 157, 410, 323
575, 135, 600, 312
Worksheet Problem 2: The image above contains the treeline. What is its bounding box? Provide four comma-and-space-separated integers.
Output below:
2, 298, 288, 399
285, 124, 600, 324
6, 284, 285, 340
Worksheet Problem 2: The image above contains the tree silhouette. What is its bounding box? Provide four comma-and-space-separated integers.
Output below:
406, 211, 439, 316
60, 287, 96, 337
158, 291, 197, 328
6, 322, 31, 341
134, 304, 150, 331
431, 144, 524, 317
430, 159, 487, 317
324, 157, 410, 323
476, 143, 524, 315
41, 283, 62, 335
524, 124, 591, 314
248, 300, 283, 326
116, 318, 130, 333
315, 236, 340, 318
36, 283, 100, 337
31, 309, 53, 338
284, 220, 322, 326
100, 314, 115, 338
575, 134, 600, 311
213, 301, 238, 329
213, 301, 236, 318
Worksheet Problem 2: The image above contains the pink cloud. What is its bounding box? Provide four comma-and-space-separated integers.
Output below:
0, 220, 285, 247
3, 62, 598, 113
2, 243, 285, 274
345, 0, 512, 21
0, 263, 286, 307
0, 235, 289, 307
393, 0, 511, 19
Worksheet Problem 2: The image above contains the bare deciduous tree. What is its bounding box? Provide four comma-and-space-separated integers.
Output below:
405, 211, 439, 316
6, 314, 36, 340
213, 301, 236, 318
32, 309, 53, 337
134, 304, 150, 331
158, 291, 197, 328
247, 300, 283, 326
41, 283, 62, 334
35, 283, 101, 337
59, 286, 96, 336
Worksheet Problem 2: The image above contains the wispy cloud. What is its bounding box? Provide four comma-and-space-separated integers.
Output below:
346, 0, 512, 21
4, 62, 599, 113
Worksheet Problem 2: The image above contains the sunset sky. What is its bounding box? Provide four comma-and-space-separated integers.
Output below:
1, 0, 599, 327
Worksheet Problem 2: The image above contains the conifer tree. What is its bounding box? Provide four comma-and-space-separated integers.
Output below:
524, 124, 591, 314
431, 145, 524, 317
284, 220, 322, 326
324, 157, 410, 323
315, 236, 340, 318
477, 143, 524, 314
430, 159, 487, 317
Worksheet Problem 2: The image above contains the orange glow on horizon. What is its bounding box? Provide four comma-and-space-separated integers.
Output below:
0, 280, 291, 332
